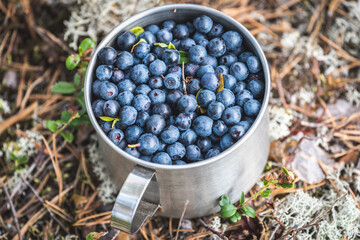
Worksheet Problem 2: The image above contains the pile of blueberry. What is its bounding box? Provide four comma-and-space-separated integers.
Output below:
91, 15, 265, 165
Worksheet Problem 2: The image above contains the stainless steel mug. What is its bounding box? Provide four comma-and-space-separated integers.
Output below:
84, 4, 270, 234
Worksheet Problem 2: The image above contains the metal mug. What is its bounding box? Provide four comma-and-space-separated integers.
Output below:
84, 4, 270, 234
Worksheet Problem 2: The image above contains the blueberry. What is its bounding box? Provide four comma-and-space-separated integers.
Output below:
117, 31, 137, 51
201, 55, 218, 68
186, 21, 195, 34
139, 31, 156, 46
216, 89, 235, 107
222, 106, 241, 125
209, 133, 220, 143
221, 31, 243, 51
136, 111, 150, 127
212, 120, 228, 136
140, 155, 152, 162
230, 62, 249, 81
100, 120, 112, 133
138, 133, 159, 155
180, 38, 196, 51
152, 152, 172, 165
125, 125, 144, 144
108, 129, 124, 146
96, 65, 113, 81
238, 120, 252, 132
133, 94, 151, 111
100, 81, 118, 100
167, 65, 182, 77
149, 59, 167, 76
146, 114, 165, 135
220, 133, 235, 150
173, 24, 189, 39
230, 125, 246, 140
207, 38, 226, 57
205, 148, 221, 159
186, 145, 202, 161
197, 89, 216, 108
152, 103, 172, 119
117, 79, 136, 93
111, 69, 124, 84
119, 139, 127, 149
156, 29, 173, 44
133, 42, 150, 59
115, 51, 134, 70
149, 76, 163, 89
161, 125, 180, 144
162, 20, 176, 30
193, 116, 213, 137
197, 137, 212, 152
114, 121, 127, 130
149, 89, 166, 104
223, 74, 237, 90
189, 45, 207, 65
198, 39, 209, 48
177, 95, 197, 114
134, 84, 151, 95
103, 100, 120, 117
197, 65, 215, 78
235, 89, 253, 107
174, 160, 187, 165
92, 99, 104, 117
175, 113, 192, 131
145, 24, 160, 35
166, 89, 183, 106
132, 55, 141, 65
193, 32, 206, 43
172, 39, 181, 49
167, 116, 176, 125
179, 129, 197, 146
164, 73, 180, 90
239, 51, 255, 63
99, 46, 117, 65
92, 80, 102, 97
166, 142, 186, 160
142, 53, 157, 65
158, 141, 167, 152
219, 53, 238, 67
207, 23, 224, 38
201, 73, 220, 92
233, 81, 247, 94
194, 15, 213, 33
153, 46, 165, 58
125, 147, 140, 158
130, 64, 150, 84
247, 79, 264, 99
244, 99, 261, 117
162, 49, 180, 65
246, 56, 261, 73
243, 115, 256, 124
186, 78, 201, 95
207, 101, 225, 120
120, 105, 137, 126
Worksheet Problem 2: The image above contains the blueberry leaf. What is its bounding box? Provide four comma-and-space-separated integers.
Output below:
154, 42, 168, 48
66, 54, 80, 70
99, 116, 119, 122
216, 73, 224, 92
73, 73, 81, 86
260, 189, 272, 198
220, 204, 237, 218
112, 119, 119, 129
52, 81, 76, 94
230, 214, 238, 223
46, 120, 58, 132
60, 131, 74, 143
240, 191, 245, 204
9, 152, 17, 161
17, 155, 28, 164
219, 194, 231, 207
281, 183, 294, 188
241, 205, 256, 218
168, 42, 176, 49
235, 211, 242, 220
130, 26, 144, 38
79, 38, 96, 55
131, 38, 147, 53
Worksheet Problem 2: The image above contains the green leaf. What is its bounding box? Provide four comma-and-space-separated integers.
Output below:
86, 232, 103, 240
179, 50, 188, 57
216, 73, 224, 92
17, 155, 28, 164
60, 131, 74, 143
241, 205, 256, 218
65, 54, 80, 70
131, 38, 147, 53
195, 88, 203, 101
281, 183, 294, 188
99, 116, 119, 122
52, 81, 76, 94
168, 42, 176, 49
282, 166, 289, 175
240, 192, 245, 204
220, 204, 237, 218
46, 120, 58, 132
219, 194, 231, 207
9, 152, 17, 161
263, 180, 268, 186
260, 189, 272, 198
230, 214, 238, 223
154, 42, 169, 48
130, 26, 144, 38
73, 73, 81, 86
235, 211, 242, 220
61, 110, 73, 122
178, 55, 189, 64
112, 119, 119, 129
79, 38, 96, 55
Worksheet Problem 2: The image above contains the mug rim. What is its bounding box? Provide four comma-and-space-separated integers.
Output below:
84, 3, 271, 170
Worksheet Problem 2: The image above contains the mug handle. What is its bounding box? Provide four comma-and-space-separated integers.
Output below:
111, 165, 160, 233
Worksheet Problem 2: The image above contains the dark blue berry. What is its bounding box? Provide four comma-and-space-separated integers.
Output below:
239, 51, 254, 62
96, 65, 113, 81
142, 53, 157, 65
136, 111, 150, 127
152, 103, 172, 119
220, 133, 235, 151
149, 76, 163, 89
197, 89, 216, 108
215, 65, 229, 75
139, 31, 156, 46
134, 84, 151, 95
198, 39, 209, 48
173, 24, 189, 39
230, 125, 246, 140
216, 89, 235, 107
145, 24, 160, 35
223, 74, 237, 90
156, 29, 173, 44
108, 129, 124, 146
133, 94, 151, 111
152, 152, 172, 165
166, 89, 183, 106
166, 142, 186, 160
219, 53, 238, 67
130, 64, 150, 84
193, 32, 207, 43
146, 114, 165, 135
230, 62, 249, 81
117, 79, 136, 93
175, 113, 192, 131
238, 120, 251, 132
161, 125, 180, 144
149, 59, 167, 76
205, 148, 221, 159
180, 38, 196, 51
117, 31, 137, 51
125, 147, 140, 158
185, 63, 199, 77
177, 95, 197, 114
197, 137, 212, 152
162, 20, 176, 30
174, 160, 187, 165
140, 155, 152, 162
186, 79, 201, 95
162, 49, 180, 65
207, 101, 225, 120
103, 100, 120, 117
194, 15, 213, 33
193, 116, 213, 137
120, 105, 137, 126
221, 31, 243, 51
247, 79, 264, 99
149, 89, 166, 104
201, 55, 218, 68
235, 89, 253, 107
179, 129, 197, 146
133, 42, 150, 59
186, 145, 202, 161
115, 51, 134, 70
167, 65, 182, 77
246, 56, 261, 73
186, 21, 195, 34
197, 65, 215, 78
189, 45, 207, 64
92, 99, 104, 117
201, 73, 220, 92
233, 81, 247, 94
244, 99, 261, 117
99, 46, 117, 65
92, 80, 102, 97
207, 38, 226, 57
138, 133, 159, 155
164, 73, 180, 90
100, 81, 118, 100
100, 120, 112, 133
207, 23, 224, 38
172, 39, 181, 49
125, 125, 144, 144
212, 120, 228, 136
222, 106, 241, 125
111, 69, 124, 83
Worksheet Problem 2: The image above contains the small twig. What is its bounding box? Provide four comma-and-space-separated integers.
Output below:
317, 159, 341, 196
198, 219, 229, 240
0, 178, 22, 240
181, 61, 187, 94
174, 200, 189, 240
348, 187, 360, 210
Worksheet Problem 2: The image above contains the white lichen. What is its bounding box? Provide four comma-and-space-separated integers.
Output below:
290, 88, 315, 107
0, 98, 11, 122
269, 106, 293, 141
280, 31, 300, 50
64, 0, 163, 49
345, 84, 360, 107
7, 168, 28, 194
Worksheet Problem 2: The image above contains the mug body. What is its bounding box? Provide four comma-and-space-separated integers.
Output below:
85, 4, 270, 219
